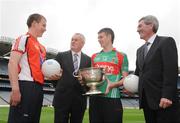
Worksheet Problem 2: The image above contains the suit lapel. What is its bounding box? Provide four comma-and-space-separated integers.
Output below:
137, 36, 160, 70
66, 51, 75, 74
143, 36, 159, 65
138, 46, 145, 69
79, 52, 86, 69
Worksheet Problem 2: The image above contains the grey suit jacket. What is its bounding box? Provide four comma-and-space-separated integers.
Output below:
135, 35, 178, 109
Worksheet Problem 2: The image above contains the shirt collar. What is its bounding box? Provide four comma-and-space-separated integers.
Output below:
71, 51, 81, 56
26, 32, 38, 41
100, 47, 116, 53
147, 34, 157, 44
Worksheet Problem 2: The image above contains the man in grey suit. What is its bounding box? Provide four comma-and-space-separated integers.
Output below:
135, 15, 179, 123
53, 33, 91, 123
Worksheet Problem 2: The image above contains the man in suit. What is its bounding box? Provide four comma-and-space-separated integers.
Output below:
134, 15, 179, 123
53, 33, 91, 123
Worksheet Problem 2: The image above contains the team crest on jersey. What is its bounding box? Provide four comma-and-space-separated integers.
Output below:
102, 56, 108, 61
111, 57, 116, 64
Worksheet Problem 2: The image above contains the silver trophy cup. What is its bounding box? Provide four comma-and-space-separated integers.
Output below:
74, 67, 105, 95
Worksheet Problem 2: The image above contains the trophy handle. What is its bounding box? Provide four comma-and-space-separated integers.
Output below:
72, 71, 80, 78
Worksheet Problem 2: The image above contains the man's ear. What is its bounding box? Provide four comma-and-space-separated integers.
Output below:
149, 23, 154, 30
107, 34, 112, 43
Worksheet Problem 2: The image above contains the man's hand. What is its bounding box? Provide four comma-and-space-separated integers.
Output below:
159, 98, 172, 109
47, 69, 63, 80
105, 76, 113, 94
77, 74, 86, 86
122, 89, 134, 96
10, 89, 21, 106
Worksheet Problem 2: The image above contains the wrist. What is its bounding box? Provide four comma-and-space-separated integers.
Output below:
11, 86, 20, 91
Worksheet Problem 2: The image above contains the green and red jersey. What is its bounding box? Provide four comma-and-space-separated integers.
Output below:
91, 48, 128, 98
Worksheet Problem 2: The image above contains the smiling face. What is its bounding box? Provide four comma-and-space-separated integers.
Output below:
33, 18, 47, 37
27, 14, 47, 38
137, 20, 155, 41
70, 33, 85, 52
98, 32, 112, 49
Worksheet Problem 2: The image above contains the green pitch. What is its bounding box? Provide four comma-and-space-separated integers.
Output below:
0, 107, 144, 123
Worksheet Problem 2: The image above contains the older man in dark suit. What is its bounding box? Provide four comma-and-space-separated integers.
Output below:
135, 15, 179, 123
53, 33, 91, 123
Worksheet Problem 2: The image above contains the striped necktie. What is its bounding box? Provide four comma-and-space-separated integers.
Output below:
73, 54, 79, 72
144, 42, 150, 58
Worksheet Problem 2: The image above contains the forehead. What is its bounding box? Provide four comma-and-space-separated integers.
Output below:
35, 18, 46, 27
98, 32, 106, 37
39, 18, 46, 24
138, 20, 146, 25
72, 34, 82, 40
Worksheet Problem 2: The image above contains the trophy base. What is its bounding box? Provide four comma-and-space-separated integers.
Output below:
83, 90, 103, 95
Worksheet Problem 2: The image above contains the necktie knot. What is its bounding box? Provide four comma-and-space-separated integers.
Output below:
74, 53, 78, 57
146, 42, 150, 46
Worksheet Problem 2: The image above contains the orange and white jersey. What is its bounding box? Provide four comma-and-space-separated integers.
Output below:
11, 33, 46, 84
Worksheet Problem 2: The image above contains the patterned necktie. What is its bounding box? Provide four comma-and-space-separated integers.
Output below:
144, 42, 150, 58
73, 54, 79, 72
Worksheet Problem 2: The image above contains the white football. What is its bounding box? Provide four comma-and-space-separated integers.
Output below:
123, 74, 139, 93
42, 59, 61, 78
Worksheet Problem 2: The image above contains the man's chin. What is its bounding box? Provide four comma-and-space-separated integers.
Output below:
37, 34, 43, 38
140, 35, 144, 39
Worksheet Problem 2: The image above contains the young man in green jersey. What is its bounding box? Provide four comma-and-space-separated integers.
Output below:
89, 27, 129, 123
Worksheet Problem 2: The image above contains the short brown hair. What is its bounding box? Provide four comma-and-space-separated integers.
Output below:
98, 28, 115, 44
26, 13, 46, 28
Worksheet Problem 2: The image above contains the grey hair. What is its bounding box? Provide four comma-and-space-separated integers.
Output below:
74, 33, 85, 42
139, 15, 159, 33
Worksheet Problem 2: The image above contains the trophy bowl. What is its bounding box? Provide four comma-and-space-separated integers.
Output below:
78, 67, 105, 95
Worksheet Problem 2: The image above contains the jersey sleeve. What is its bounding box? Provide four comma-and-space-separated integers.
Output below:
121, 53, 129, 72
11, 35, 29, 54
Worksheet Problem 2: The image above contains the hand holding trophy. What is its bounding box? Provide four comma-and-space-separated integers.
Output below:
73, 67, 105, 95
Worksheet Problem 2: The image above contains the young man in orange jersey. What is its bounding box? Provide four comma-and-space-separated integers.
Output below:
8, 13, 47, 123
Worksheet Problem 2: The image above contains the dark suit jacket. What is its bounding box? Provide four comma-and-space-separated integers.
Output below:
53, 50, 91, 108
135, 35, 178, 110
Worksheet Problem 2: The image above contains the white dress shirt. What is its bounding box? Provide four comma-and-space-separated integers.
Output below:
72, 51, 81, 70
